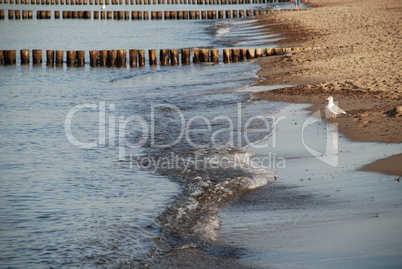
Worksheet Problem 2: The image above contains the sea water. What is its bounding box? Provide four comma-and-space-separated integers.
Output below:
0, 3, 292, 267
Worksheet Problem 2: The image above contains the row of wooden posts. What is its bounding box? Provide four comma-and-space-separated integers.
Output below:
0, 0, 284, 5
0, 48, 295, 67
1, 8, 274, 19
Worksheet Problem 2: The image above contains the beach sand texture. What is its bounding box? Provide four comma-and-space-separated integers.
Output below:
150, 1, 402, 267
255, 0, 401, 144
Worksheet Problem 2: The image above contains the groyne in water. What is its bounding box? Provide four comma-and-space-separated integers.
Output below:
1, 47, 317, 67
0, 0, 287, 6
0, 8, 305, 20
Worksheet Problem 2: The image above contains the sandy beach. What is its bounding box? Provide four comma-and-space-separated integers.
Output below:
214, 1, 402, 268
253, 0, 402, 175
148, 1, 402, 267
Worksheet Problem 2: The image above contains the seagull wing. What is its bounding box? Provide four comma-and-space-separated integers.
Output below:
329, 103, 346, 114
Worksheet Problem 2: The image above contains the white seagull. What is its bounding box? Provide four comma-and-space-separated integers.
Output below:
325, 96, 347, 119
101, 4, 106, 10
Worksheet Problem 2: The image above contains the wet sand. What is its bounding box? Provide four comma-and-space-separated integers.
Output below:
148, 1, 402, 267
216, 1, 402, 268
253, 0, 401, 175
219, 103, 402, 268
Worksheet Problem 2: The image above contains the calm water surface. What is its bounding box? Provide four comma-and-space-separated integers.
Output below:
0, 3, 291, 267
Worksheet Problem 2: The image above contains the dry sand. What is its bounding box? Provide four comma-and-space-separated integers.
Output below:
252, 0, 402, 175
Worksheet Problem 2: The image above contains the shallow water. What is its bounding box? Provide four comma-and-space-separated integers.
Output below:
0, 3, 292, 267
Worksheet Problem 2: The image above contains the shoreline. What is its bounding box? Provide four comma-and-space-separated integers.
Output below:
214, 1, 402, 267
218, 103, 402, 268
145, 1, 402, 266
251, 0, 401, 175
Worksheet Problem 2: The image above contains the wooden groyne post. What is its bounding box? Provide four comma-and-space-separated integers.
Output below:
129, 49, 138, 67
0, 47, 313, 67
160, 49, 169, 66
47, 50, 55, 65
32, 49, 42, 64
149, 49, 157, 66
4, 50, 17, 65
181, 49, 190, 65
170, 49, 179, 65
20, 49, 30, 65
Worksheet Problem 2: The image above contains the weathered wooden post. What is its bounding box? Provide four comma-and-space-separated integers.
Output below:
232, 49, 240, 62
129, 49, 137, 67
148, 49, 157, 66
170, 49, 179, 65
4, 50, 17, 65
107, 11, 112, 19
20, 49, 30, 65
240, 49, 247, 61
46, 50, 55, 66
67, 50, 77, 66
199, 49, 209, 62
181, 49, 190, 65
211, 49, 219, 64
0, 10, 5, 20
246, 49, 255, 59
107, 50, 117, 67
151, 11, 156, 20
255, 48, 264, 58
89, 50, 99, 67
56, 50, 63, 66
124, 11, 129, 20
164, 11, 170, 20
138, 50, 145, 66
76, 50, 85, 66
117, 49, 126, 67
0, 51, 3, 65
15, 10, 21, 19
8, 10, 14, 20
189, 10, 195, 20
28, 10, 33, 19
99, 50, 108, 66
225, 10, 231, 19
84, 10, 91, 19
201, 10, 206, 20
94, 11, 99, 19
101, 11, 105, 19
218, 10, 224, 19
223, 48, 231, 63
132, 11, 138, 20
143, 11, 148, 20
32, 49, 42, 64
193, 49, 200, 64
159, 49, 169, 66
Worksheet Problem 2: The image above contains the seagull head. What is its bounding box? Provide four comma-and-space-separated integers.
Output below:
326, 96, 334, 102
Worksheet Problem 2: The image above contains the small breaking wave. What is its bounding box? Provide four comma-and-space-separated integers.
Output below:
134, 147, 277, 264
